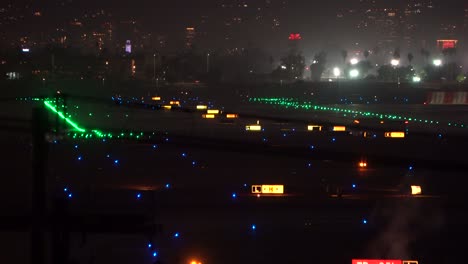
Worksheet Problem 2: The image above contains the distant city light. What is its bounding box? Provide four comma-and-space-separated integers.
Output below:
174, 232, 179, 238
125, 40, 132, 53
412, 76, 421, 83
281, 65, 287, 69
152, 251, 157, 257
22, 48, 30, 53
350, 58, 359, 65
136, 193, 141, 199
333, 67, 341, 77
390, 59, 400, 66
165, 183, 170, 189
232, 193, 237, 198
349, 69, 359, 78
363, 219, 367, 224
433, 59, 442, 66
251, 224, 256, 230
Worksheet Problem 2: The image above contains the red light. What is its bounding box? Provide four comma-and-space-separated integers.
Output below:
442, 41, 455, 49
404, 120, 409, 124
288, 33, 302, 40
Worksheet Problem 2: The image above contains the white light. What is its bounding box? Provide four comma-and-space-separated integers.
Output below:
281, 65, 286, 69
412, 76, 421, 83
390, 59, 400, 66
433, 59, 442, 66
22, 48, 30, 52
333, 67, 341, 77
350, 58, 359, 65
349, 69, 359, 78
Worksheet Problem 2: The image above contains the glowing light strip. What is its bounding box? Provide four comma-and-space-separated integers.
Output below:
44, 101, 86, 132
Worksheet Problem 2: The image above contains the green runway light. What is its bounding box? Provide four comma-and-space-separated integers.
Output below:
44, 101, 86, 132
249, 97, 466, 128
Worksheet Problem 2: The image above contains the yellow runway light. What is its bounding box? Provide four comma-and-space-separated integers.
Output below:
163, 105, 172, 110
151, 96, 161, 101
226, 113, 238, 118
207, 109, 220, 114
196, 105, 207, 110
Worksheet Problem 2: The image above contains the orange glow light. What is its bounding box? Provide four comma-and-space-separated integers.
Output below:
163, 105, 172, 110
151, 96, 161, 101
359, 162, 367, 168
169, 100, 180, 105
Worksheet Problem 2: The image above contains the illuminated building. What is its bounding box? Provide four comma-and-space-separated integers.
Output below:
288, 33, 301, 52
125, 40, 132, 53
185, 27, 196, 49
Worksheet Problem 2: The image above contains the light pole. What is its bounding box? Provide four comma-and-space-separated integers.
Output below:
153, 53, 156, 82
391, 59, 400, 88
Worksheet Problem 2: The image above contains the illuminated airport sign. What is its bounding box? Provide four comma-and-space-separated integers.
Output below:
245, 125, 261, 131
385, 132, 405, 138
251, 185, 284, 194
333, 126, 346, 131
352, 260, 402, 264
307, 125, 322, 131
410, 185, 422, 195
202, 114, 215, 119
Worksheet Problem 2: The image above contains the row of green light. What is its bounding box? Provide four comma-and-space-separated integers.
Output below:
68, 131, 156, 140
44, 101, 86, 132
249, 97, 466, 128
44, 101, 169, 140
